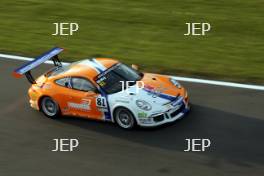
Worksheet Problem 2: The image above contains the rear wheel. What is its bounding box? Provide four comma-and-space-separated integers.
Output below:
114, 107, 136, 129
41, 97, 60, 118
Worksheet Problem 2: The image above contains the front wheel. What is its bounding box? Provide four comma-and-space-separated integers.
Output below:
40, 97, 60, 118
114, 108, 136, 129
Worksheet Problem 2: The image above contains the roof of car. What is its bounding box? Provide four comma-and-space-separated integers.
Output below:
55, 58, 119, 81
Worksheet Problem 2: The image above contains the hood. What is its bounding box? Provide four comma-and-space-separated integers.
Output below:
141, 73, 182, 98
119, 73, 184, 106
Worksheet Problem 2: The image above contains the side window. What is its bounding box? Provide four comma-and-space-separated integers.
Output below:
55, 77, 71, 88
71, 77, 95, 92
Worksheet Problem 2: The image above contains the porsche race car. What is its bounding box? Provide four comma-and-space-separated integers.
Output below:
13, 47, 190, 129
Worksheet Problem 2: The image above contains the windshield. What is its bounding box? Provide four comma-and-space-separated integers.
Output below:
96, 63, 143, 94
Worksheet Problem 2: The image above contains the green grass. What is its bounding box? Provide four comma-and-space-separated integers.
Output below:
0, 0, 264, 84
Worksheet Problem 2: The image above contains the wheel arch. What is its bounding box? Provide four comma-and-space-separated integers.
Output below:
112, 106, 138, 125
38, 95, 48, 111
38, 95, 60, 112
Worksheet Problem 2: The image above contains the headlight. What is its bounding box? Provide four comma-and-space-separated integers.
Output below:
170, 78, 181, 88
136, 100, 152, 111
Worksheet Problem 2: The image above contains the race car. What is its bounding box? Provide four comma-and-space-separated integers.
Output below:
13, 47, 190, 129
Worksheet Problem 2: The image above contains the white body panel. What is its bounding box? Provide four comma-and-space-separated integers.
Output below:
108, 86, 189, 127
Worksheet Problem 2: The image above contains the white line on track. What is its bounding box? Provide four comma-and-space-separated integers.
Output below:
1, 53, 264, 91
171, 76, 264, 91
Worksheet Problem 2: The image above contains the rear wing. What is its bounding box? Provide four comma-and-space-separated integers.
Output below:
13, 47, 64, 84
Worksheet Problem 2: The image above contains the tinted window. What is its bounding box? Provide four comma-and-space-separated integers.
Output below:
55, 77, 71, 88
72, 77, 95, 92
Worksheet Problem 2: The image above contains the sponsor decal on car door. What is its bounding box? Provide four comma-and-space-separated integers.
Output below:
67, 90, 105, 120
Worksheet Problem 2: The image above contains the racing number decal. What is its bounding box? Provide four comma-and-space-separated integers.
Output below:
96, 93, 111, 120
96, 97, 107, 108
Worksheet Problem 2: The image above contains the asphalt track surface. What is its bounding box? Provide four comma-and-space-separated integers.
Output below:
0, 58, 264, 176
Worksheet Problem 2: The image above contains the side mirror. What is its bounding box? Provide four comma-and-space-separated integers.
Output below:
131, 64, 139, 70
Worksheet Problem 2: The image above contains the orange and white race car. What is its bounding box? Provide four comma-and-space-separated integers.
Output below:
13, 47, 190, 129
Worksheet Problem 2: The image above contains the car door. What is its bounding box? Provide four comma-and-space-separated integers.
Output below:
68, 77, 105, 120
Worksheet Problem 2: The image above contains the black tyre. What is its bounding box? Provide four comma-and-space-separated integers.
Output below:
40, 97, 60, 118
114, 107, 136, 129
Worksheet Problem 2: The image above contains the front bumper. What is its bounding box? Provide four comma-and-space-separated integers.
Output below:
137, 101, 190, 127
